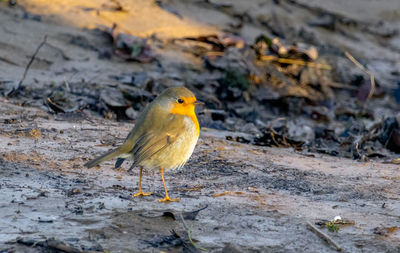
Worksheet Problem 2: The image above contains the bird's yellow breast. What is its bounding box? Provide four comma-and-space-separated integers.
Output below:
170, 96, 200, 135
140, 116, 199, 170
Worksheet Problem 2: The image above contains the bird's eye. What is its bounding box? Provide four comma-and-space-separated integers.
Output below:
177, 98, 184, 104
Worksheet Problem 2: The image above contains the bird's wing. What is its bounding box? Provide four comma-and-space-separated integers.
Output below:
130, 114, 186, 167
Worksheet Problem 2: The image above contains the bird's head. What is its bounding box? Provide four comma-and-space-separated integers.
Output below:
155, 86, 202, 133
157, 86, 202, 117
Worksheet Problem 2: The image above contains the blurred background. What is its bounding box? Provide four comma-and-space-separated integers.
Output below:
1, 0, 400, 160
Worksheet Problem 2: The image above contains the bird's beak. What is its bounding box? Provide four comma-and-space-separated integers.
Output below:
194, 101, 204, 106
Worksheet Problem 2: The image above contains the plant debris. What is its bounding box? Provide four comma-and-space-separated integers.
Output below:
99, 24, 156, 63
11, 237, 104, 253
373, 226, 399, 236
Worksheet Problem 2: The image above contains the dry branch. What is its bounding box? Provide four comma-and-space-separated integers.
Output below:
7, 35, 48, 97
344, 51, 375, 104
306, 221, 342, 251
179, 213, 208, 251
260, 55, 332, 70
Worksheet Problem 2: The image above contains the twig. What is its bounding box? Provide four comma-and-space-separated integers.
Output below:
267, 117, 288, 147
268, 117, 287, 131
352, 120, 383, 159
205, 51, 225, 57
327, 81, 358, 90
212, 191, 244, 197
260, 55, 332, 70
269, 131, 282, 147
0, 56, 19, 66
386, 158, 400, 164
46, 97, 66, 113
7, 35, 48, 97
15, 237, 103, 253
354, 137, 362, 157
344, 51, 375, 105
179, 213, 208, 251
306, 221, 342, 251
45, 42, 72, 60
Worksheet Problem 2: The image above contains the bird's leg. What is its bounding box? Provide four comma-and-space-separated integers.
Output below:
133, 166, 151, 197
158, 167, 180, 202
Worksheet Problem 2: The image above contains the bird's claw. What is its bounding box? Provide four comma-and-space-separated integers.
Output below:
133, 191, 152, 197
158, 196, 180, 202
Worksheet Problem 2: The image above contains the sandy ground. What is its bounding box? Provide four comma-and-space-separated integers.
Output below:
0, 0, 400, 252
0, 97, 399, 253
2, 0, 400, 89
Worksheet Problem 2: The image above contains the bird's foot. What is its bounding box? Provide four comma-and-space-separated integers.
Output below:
158, 195, 180, 202
133, 191, 152, 197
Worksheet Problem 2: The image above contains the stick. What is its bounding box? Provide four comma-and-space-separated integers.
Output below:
15, 238, 103, 253
0, 56, 20, 66
45, 42, 72, 60
212, 191, 244, 197
260, 55, 332, 70
344, 51, 375, 106
7, 35, 48, 97
179, 213, 208, 251
306, 221, 342, 251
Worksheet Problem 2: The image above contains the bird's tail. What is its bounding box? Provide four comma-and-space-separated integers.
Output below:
84, 147, 127, 168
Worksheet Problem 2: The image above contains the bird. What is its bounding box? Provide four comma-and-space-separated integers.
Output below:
84, 86, 202, 202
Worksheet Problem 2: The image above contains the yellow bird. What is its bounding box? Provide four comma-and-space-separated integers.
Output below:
84, 86, 201, 202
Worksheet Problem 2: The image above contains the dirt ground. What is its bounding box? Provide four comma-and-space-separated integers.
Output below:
1, 0, 400, 252
1, 97, 399, 253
